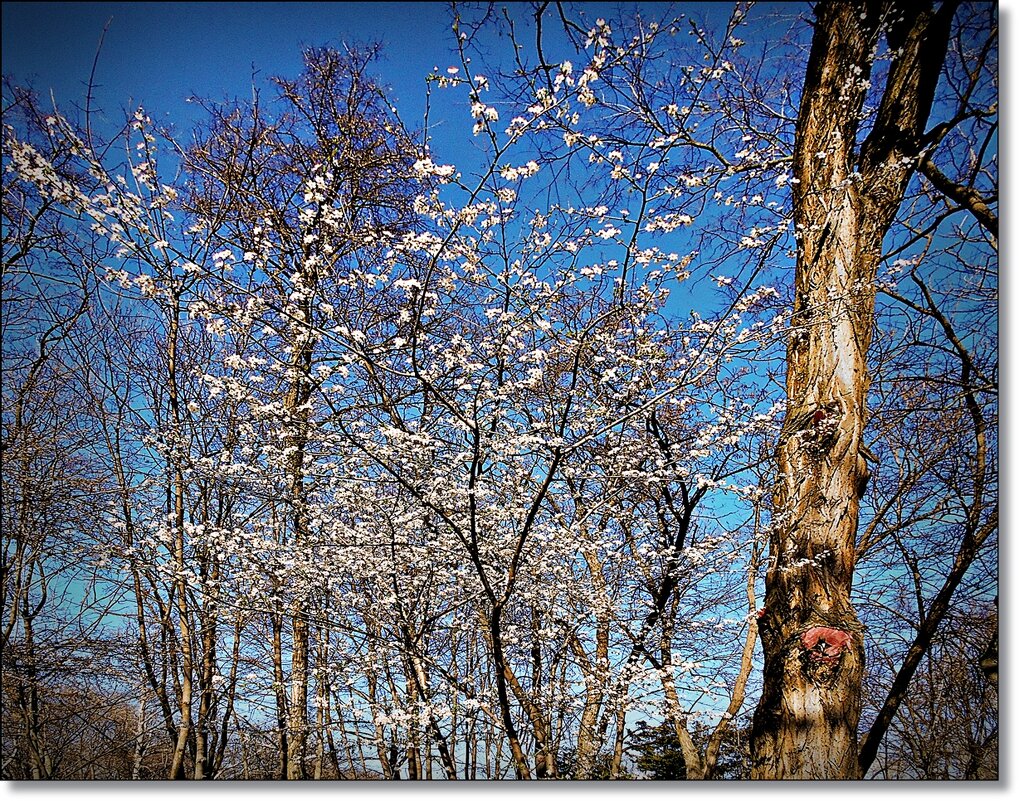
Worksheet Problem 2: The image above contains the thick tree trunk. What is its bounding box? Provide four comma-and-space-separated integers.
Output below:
751, 0, 957, 779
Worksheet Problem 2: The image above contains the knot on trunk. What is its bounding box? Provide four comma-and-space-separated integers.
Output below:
798, 626, 853, 684
785, 401, 843, 458
800, 403, 842, 456
800, 626, 852, 664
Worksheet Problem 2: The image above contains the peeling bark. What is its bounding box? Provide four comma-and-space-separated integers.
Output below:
751, 0, 959, 779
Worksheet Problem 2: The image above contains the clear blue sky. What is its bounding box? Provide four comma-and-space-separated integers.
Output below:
2, 2, 459, 133
1, 2, 753, 148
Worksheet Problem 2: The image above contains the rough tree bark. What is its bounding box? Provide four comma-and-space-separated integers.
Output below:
751, 0, 959, 779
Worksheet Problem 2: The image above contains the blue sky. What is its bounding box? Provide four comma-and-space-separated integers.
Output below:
2, 2, 458, 133
1, 2, 751, 158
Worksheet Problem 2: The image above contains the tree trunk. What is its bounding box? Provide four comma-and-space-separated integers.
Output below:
19, 604, 50, 780
405, 641, 458, 779
132, 688, 147, 780
366, 664, 395, 779
270, 605, 289, 779
489, 607, 532, 779
283, 248, 317, 780
287, 611, 309, 779
751, 0, 959, 779
496, 624, 554, 779
569, 544, 611, 779
660, 622, 705, 779
166, 297, 195, 781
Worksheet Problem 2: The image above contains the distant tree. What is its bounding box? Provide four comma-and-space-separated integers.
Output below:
628, 721, 688, 780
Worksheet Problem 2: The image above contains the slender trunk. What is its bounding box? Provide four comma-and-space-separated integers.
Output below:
367, 666, 395, 778
194, 544, 219, 779
314, 687, 325, 780
193, 627, 212, 779
468, 705, 477, 780
104, 423, 178, 749
19, 603, 49, 779
270, 606, 289, 778
212, 613, 243, 776
406, 716, 420, 780
499, 639, 554, 778
331, 688, 355, 778
314, 627, 328, 779
284, 288, 315, 780
132, 688, 147, 780
608, 686, 628, 779
405, 643, 458, 779
571, 547, 610, 779
703, 537, 760, 779
235, 714, 251, 779
166, 297, 194, 780
489, 607, 531, 779
287, 611, 309, 779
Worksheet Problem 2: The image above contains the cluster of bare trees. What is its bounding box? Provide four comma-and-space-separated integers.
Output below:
2, 0, 996, 780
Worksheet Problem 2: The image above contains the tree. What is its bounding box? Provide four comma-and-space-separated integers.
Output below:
628, 721, 688, 779
180, 45, 421, 779
1, 1, 995, 781
750, 0, 972, 779
626, 718, 751, 780
1, 82, 127, 780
